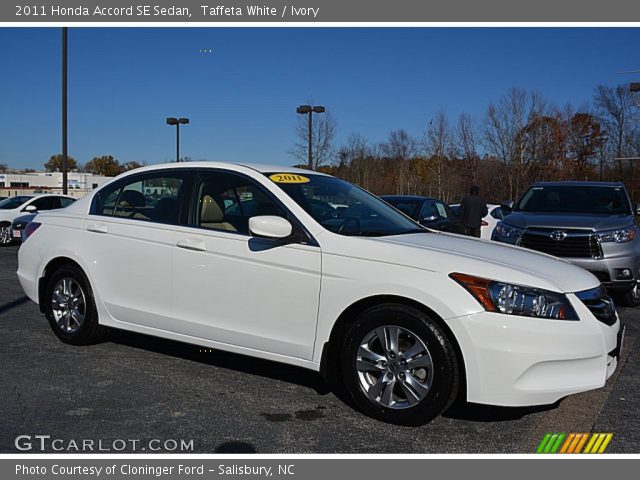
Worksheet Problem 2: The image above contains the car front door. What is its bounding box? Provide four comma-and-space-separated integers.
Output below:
171, 170, 322, 360
83, 171, 189, 328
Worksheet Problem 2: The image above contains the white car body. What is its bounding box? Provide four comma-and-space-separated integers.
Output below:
451, 203, 503, 239
17, 162, 620, 408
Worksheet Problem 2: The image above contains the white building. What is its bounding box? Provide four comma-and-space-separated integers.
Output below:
0, 171, 112, 198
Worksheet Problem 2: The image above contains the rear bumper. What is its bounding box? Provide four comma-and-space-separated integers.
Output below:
449, 297, 620, 406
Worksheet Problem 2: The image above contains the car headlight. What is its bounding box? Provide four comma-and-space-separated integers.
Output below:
494, 221, 523, 238
450, 273, 578, 320
596, 225, 637, 243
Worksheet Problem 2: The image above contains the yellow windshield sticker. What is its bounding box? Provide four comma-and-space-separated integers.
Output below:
269, 173, 310, 184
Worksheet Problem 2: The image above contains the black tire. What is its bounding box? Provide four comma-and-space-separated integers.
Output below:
0, 222, 13, 246
340, 304, 459, 426
44, 264, 105, 345
619, 281, 640, 307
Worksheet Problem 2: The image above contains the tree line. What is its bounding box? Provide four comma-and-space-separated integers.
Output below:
295, 84, 640, 205
41, 155, 145, 176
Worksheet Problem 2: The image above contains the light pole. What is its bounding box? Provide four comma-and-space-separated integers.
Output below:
62, 27, 68, 195
166, 117, 189, 162
296, 105, 325, 169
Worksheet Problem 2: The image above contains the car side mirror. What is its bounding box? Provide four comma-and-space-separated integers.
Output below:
24, 205, 37, 213
500, 200, 514, 215
249, 215, 293, 240
636, 203, 640, 216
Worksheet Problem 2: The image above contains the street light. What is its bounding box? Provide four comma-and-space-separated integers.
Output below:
166, 117, 189, 162
61, 27, 68, 195
296, 105, 325, 169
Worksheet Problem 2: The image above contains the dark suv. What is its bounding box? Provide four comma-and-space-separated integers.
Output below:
492, 181, 640, 306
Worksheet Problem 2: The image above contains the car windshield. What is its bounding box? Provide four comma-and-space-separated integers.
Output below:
0, 196, 32, 210
266, 173, 425, 236
515, 186, 632, 215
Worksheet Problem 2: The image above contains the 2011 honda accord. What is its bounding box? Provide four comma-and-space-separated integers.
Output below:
17, 162, 623, 425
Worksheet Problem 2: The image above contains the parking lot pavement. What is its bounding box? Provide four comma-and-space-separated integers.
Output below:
0, 245, 638, 454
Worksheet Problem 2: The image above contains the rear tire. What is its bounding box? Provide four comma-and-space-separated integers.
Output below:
44, 264, 105, 345
340, 304, 459, 426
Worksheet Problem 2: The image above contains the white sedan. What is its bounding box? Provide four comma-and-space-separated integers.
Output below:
451, 203, 504, 239
0, 194, 75, 245
17, 163, 621, 425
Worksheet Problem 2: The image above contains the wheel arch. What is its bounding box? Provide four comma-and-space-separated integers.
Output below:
319, 294, 467, 401
38, 256, 85, 313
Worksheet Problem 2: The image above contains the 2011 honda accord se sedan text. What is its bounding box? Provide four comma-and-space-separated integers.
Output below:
17, 162, 623, 425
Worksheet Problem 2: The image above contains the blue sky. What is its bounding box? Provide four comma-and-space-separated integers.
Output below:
0, 27, 638, 170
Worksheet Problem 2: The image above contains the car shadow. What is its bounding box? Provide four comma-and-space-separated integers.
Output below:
106, 328, 558, 423
443, 400, 559, 422
0, 295, 30, 315
106, 328, 331, 396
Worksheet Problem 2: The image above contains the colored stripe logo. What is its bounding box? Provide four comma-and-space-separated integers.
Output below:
536, 433, 613, 454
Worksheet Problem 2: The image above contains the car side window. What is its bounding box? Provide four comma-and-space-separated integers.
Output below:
60, 197, 75, 208
30, 196, 56, 211
195, 173, 286, 235
490, 207, 504, 220
419, 201, 439, 220
95, 174, 185, 225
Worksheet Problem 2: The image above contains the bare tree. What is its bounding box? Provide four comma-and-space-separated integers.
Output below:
454, 112, 480, 185
337, 133, 373, 190
290, 110, 337, 170
424, 111, 452, 200
380, 130, 416, 194
484, 88, 547, 199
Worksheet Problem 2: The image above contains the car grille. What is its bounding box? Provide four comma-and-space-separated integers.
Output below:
518, 228, 601, 258
575, 286, 617, 326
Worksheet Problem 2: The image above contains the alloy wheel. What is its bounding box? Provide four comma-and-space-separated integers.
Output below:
356, 325, 434, 409
51, 277, 86, 333
0, 226, 12, 245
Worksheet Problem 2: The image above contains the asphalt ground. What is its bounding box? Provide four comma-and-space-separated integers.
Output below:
0, 245, 638, 453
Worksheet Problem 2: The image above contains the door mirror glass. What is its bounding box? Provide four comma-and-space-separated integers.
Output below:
249, 215, 293, 239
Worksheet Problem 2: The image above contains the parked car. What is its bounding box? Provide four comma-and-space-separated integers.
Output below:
492, 181, 640, 306
382, 195, 464, 234
0, 194, 75, 245
17, 163, 622, 425
450, 203, 504, 239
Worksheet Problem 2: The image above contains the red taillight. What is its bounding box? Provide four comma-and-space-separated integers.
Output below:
481, 220, 489, 226
23, 222, 41, 241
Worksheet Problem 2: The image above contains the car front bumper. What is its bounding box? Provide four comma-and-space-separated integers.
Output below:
448, 295, 621, 407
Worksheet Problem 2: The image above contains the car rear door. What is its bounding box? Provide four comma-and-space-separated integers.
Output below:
170, 170, 322, 361
83, 170, 190, 328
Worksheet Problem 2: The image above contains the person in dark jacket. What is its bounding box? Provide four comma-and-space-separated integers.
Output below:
459, 185, 488, 238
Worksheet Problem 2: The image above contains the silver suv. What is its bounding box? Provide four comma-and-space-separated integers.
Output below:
492, 181, 640, 306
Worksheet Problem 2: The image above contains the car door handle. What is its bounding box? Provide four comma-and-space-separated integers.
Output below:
86, 223, 108, 234
176, 238, 207, 252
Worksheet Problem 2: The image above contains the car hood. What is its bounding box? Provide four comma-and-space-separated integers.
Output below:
502, 212, 633, 231
358, 231, 600, 293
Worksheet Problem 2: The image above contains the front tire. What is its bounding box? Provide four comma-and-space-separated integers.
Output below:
620, 281, 640, 307
44, 264, 104, 345
340, 304, 459, 426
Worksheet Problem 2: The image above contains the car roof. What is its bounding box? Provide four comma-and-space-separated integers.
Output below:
115, 161, 330, 177
532, 181, 625, 188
